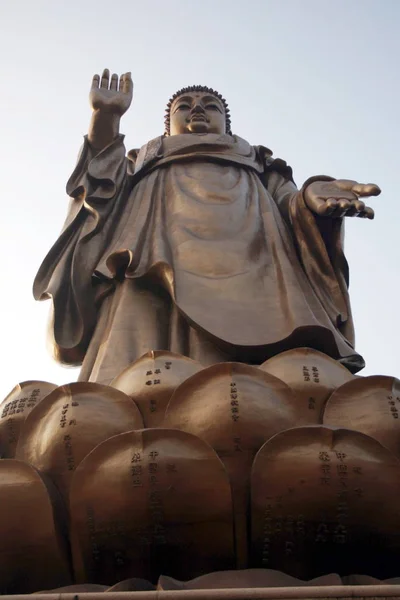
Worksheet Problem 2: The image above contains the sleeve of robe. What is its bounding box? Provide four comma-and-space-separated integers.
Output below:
264, 165, 355, 350
33, 135, 130, 365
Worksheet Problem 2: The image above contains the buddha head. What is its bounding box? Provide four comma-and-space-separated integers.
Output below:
165, 85, 232, 136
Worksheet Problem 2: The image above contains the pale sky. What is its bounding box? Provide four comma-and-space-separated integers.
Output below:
0, 0, 398, 401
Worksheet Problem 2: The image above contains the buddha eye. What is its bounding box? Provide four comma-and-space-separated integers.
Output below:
206, 104, 219, 111
176, 103, 190, 111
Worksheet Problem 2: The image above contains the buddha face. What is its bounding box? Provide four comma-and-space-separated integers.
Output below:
169, 92, 226, 135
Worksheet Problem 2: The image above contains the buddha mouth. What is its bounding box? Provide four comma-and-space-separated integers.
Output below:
190, 115, 208, 122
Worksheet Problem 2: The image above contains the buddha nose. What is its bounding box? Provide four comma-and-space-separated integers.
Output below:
191, 103, 205, 114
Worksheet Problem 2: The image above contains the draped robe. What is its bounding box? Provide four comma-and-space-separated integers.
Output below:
33, 133, 364, 384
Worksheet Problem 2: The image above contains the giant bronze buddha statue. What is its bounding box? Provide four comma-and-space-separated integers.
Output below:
3, 71, 398, 597
33, 69, 380, 384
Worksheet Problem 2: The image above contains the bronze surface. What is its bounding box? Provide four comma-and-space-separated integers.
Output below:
107, 578, 156, 591
15, 382, 143, 503
164, 362, 316, 567
323, 376, 400, 457
0, 381, 57, 458
4, 70, 392, 593
157, 570, 342, 590
37, 584, 108, 594
111, 351, 203, 427
251, 426, 400, 579
33, 71, 381, 383
5, 586, 400, 600
260, 348, 355, 420
0, 459, 71, 594
70, 428, 234, 585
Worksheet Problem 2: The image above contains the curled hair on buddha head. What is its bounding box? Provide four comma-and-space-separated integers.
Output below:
164, 85, 232, 136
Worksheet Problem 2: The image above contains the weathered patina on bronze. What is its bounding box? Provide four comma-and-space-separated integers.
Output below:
33, 69, 380, 384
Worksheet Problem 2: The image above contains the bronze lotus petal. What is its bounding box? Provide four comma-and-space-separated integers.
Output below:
342, 574, 382, 585
323, 376, 400, 458
111, 350, 204, 427
0, 459, 71, 594
70, 428, 234, 585
164, 362, 308, 567
107, 578, 156, 591
343, 574, 400, 584
251, 425, 400, 580
0, 380, 57, 458
157, 569, 342, 590
15, 382, 143, 504
260, 348, 354, 419
37, 584, 108, 593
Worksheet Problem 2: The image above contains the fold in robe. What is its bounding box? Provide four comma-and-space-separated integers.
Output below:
33, 133, 363, 384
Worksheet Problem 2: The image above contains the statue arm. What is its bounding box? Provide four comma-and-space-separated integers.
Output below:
88, 69, 133, 152
262, 167, 353, 342
265, 166, 379, 223
34, 119, 131, 365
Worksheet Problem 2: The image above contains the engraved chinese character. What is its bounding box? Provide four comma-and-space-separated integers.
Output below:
333, 524, 347, 544
335, 452, 347, 462
285, 541, 295, 555
316, 523, 328, 542
319, 451, 330, 462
